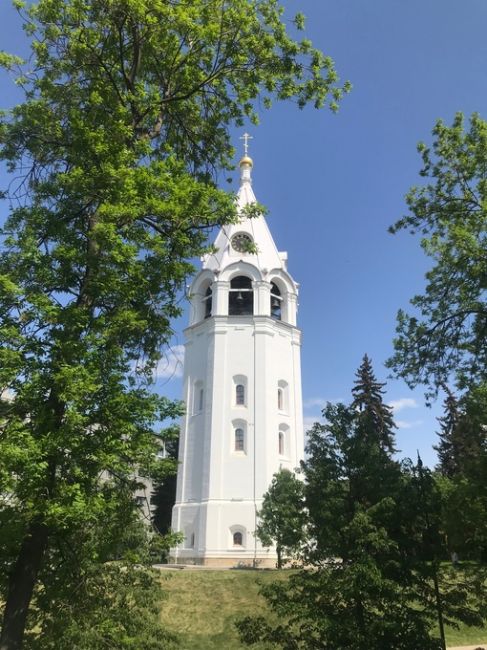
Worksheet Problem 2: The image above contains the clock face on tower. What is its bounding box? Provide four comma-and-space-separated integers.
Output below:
231, 232, 253, 253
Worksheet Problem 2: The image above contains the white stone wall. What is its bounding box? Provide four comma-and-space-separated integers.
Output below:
171, 314, 303, 564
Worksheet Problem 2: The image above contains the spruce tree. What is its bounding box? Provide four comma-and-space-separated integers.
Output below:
436, 384, 487, 560
434, 387, 461, 478
351, 354, 397, 453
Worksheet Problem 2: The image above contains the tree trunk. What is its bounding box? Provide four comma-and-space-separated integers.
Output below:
276, 543, 282, 569
433, 567, 447, 650
0, 521, 49, 650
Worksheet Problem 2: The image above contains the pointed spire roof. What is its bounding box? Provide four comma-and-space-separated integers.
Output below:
202, 136, 287, 274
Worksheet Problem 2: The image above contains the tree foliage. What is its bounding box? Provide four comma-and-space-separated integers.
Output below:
434, 384, 486, 480
351, 353, 397, 453
22, 496, 179, 650
238, 357, 487, 650
256, 468, 305, 569
435, 383, 487, 561
434, 387, 462, 478
387, 113, 487, 397
0, 1, 350, 647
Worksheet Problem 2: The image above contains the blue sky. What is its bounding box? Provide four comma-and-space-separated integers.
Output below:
1, 1, 486, 466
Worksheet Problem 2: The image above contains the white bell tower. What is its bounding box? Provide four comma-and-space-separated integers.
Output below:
171, 137, 304, 566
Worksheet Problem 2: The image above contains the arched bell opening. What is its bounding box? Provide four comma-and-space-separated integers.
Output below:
203, 285, 212, 319
190, 274, 214, 324
229, 276, 254, 316
270, 282, 282, 320
268, 274, 297, 325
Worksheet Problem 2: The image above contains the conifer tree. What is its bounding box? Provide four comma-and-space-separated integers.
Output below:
434, 387, 461, 478
351, 353, 397, 453
433, 383, 486, 481
435, 384, 487, 560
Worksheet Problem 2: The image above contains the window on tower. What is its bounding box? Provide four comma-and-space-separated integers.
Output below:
229, 276, 253, 316
235, 428, 245, 452
236, 384, 245, 405
270, 282, 282, 320
278, 380, 288, 413
233, 531, 243, 546
277, 388, 283, 411
193, 381, 204, 414
278, 422, 289, 457
278, 431, 285, 456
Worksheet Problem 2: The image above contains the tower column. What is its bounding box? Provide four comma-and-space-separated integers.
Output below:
213, 280, 229, 316
286, 293, 298, 327
253, 280, 271, 316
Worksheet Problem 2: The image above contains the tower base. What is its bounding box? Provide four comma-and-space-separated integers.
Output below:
168, 553, 277, 569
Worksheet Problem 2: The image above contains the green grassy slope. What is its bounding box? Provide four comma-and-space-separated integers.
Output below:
159, 569, 280, 650
158, 569, 487, 649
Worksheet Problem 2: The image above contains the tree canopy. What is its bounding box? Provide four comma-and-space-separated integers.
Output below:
434, 383, 487, 562
238, 357, 487, 650
0, 1, 350, 647
387, 113, 487, 398
256, 468, 305, 568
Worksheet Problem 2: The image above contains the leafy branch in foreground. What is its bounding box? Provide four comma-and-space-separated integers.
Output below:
387, 113, 487, 399
0, 1, 349, 647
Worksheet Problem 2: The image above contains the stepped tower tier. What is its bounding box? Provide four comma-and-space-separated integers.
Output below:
171, 140, 304, 567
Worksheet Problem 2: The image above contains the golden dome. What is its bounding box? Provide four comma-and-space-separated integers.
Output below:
239, 155, 253, 167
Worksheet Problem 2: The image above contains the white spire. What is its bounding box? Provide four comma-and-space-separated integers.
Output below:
238, 132, 254, 189
202, 134, 287, 274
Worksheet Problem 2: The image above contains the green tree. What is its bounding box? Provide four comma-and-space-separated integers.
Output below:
435, 384, 487, 561
434, 384, 486, 480
22, 496, 179, 649
0, 1, 350, 647
256, 468, 305, 569
352, 353, 397, 453
434, 387, 461, 478
387, 113, 487, 398
238, 358, 486, 649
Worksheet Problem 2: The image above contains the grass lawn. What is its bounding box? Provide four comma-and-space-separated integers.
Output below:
158, 568, 487, 649
444, 623, 487, 647
159, 569, 280, 650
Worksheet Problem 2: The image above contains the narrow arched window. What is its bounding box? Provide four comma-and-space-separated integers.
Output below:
233, 531, 243, 546
270, 282, 282, 320
229, 276, 253, 316
193, 381, 204, 414
277, 388, 283, 411
236, 384, 245, 405
235, 428, 245, 451
203, 285, 212, 318
190, 533, 195, 548
278, 431, 285, 456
